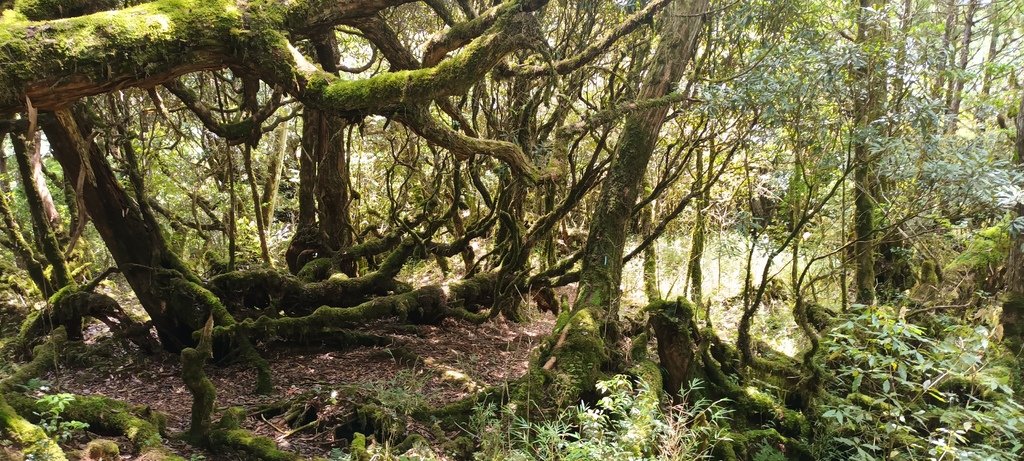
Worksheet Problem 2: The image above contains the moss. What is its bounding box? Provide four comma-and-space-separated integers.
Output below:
630, 359, 663, 398
0, 328, 67, 393
353, 404, 406, 439
215, 285, 449, 341
1, 0, 245, 108
306, 12, 529, 112
0, 394, 67, 461
734, 386, 809, 437
629, 331, 649, 362
722, 428, 814, 461
545, 309, 607, 406
181, 346, 215, 442
208, 407, 300, 459
4, 391, 179, 460
209, 428, 299, 461
349, 432, 370, 461
393, 433, 426, 454
296, 257, 333, 282
84, 438, 120, 460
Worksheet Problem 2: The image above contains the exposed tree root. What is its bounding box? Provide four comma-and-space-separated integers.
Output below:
15, 286, 158, 354
0, 328, 180, 460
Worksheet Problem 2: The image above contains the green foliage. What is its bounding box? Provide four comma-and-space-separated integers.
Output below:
33, 393, 88, 443
469, 376, 729, 461
815, 305, 1024, 460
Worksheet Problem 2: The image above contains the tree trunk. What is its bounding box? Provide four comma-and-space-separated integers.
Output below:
573, 0, 707, 332
42, 108, 206, 351
1001, 95, 1024, 351
10, 131, 72, 289
946, 0, 978, 134
852, 0, 888, 306
0, 145, 51, 295
261, 122, 289, 229
540, 0, 708, 404
288, 33, 355, 275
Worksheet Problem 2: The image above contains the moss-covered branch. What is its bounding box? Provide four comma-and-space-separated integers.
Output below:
212, 272, 497, 341
0, 0, 549, 115
210, 241, 416, 315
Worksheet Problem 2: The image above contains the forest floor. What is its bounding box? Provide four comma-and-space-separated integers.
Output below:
33, 312, 555, 459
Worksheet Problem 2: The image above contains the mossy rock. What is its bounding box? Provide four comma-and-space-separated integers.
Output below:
84, 439, 120, 460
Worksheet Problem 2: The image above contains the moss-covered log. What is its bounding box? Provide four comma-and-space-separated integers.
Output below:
213, 272, 496, 342
0, 394, 66, 461
208, 408, 300, 461
0, 328, 66, 393
3, 392, 182, 460
210, 241, 416, 315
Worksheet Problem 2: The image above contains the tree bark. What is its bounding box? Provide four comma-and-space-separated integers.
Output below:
540, 0, 708, 404
261, 122, 289, 229
946, 0, 978, 134
852, 0, 888, 306
1001, 95, 1024, 351
42, 108, 205, 351
573, 0, 707, 332
10, 131, 72, 289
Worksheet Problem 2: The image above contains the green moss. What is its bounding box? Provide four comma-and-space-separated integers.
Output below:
1, 0, 244, 107
4, 391, 183, 460
546, 309, 607, 405
181, 347, 215, 442
296, 257, 333, 282
735, 386, 809, 437
0, 328, 67, 393
84, 438, 120, 460
0, 394, 67, 461
209, 428, 299, 461
350, 432, 370, 461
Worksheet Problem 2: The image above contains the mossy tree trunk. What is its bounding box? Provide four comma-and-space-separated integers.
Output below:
261, 122, 289, 230
0, 151, 51, 295
572, 0, 707, 332
10, 130, 72, 289
547, 0, 708, 400
287, 33, 356, 275
852, 0, 888, 306
1002, 95, 1024, 351
42, 108, 207, 352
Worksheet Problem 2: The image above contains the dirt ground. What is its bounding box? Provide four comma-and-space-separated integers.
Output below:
34, 314, 555, 459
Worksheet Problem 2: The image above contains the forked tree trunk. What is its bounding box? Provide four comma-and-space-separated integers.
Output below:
42, 108, 206, 351
288, 33, 355, 275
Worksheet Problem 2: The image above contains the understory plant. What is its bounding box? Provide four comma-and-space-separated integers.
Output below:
815, 304, 1024, 460
469, 376, 730, 461
34, 393, 88, 443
